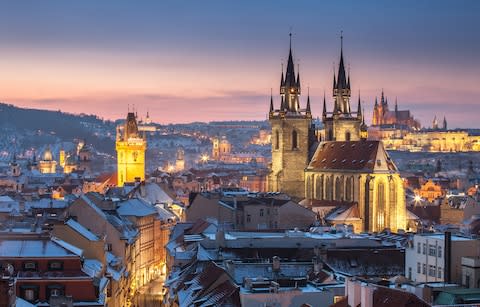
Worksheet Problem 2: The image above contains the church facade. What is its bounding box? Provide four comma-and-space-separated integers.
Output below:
268, 36, 406, 232
371, 90, 420, 130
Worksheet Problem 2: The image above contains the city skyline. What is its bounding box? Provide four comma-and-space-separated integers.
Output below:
0, 1, 479, 127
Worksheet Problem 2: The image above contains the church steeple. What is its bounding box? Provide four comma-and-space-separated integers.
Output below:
279, 33, 301, 112
269, 88, 274, 113
357, 91, 362, 120
322, 91, 327, 120
332, 33, 352, 115
306, 87, 311, 115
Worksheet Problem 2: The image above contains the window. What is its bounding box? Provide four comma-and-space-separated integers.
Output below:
422, 263, 426, 274
438, 246, 442, 258
345, 131, 351, 141
408, 267, 412, 280
246, 214, 251, 223
275, 131, 279, 150
422, 243, 426, 255
428, 244, 436, 257
417, 262, 421, 274
48, 261, 63, 271
259, 209, 264, 217
292, 130, 298, 150
21, 285, 39, 302
23, 261, 37, 271
47, 284, 65, 300
429, 265, 436, 277
438, 267, 442, 279
417, 242, 421, 254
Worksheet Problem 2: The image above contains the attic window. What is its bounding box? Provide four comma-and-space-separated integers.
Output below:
332, 159, 337, 163
340, 144, 345, 148
377, 160, 382, 166
351, 144, 356, 148
342, 159, 347, 163
352, 160, 356, 164
321, 158, 326, 163
330, 144, 335, 148
369, 144, 373, 148
359, 160, 364, 163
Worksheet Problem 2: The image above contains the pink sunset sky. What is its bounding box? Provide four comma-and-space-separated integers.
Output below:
0, 1, 478, 128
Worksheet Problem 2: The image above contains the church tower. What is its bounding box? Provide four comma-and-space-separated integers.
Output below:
116, 112, 146, 187
268, 34, 316, 199
323, 35, 362, 141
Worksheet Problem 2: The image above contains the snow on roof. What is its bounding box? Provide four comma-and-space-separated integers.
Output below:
117, 198, 156, 217
0, 238, 80, 258
25, 198, 69, 209
137, 182, 174, 204
65, 219, 100, 241
51, 237, 84, 257
83, 258, 103, 278
16, 297, 35, 307
155, 204, 177, 221
0, 195, 14, 202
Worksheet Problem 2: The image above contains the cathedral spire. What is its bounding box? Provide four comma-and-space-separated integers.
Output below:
280, 63, 284, 87
381, 89, 386, 105
269, 88, 274, 113
395, 97, 398, 113
322, 91, 327, 119
284, 33, 296, 87
375, 96, 378, 107
357, 91, 362, 119
335, 32, 348, 90
306, 87, 311, 114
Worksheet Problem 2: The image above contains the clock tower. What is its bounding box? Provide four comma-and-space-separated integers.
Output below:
116, 112, 146, 186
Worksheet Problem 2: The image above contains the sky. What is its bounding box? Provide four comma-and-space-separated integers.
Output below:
0, 1, 479, 127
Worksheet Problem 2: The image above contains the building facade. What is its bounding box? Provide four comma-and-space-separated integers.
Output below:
116, 112, 146, 187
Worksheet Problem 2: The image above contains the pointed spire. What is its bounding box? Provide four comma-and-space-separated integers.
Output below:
335, 32, 348, 89
357, 90, 362, 119
322, 91, 327, 119
381, 89, 385, 105
269, 88, 274, 113
395, 97, 398, 113
285, 33, 296, 87
280, 63, 284, 87
296, 63, 301, 90
306, 87, 311, 114
375, 96, 378, 107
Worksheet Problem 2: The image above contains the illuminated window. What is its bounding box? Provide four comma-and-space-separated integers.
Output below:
23, 261, 37, 271
275, 131, 279, 150
48, 261, 63, 271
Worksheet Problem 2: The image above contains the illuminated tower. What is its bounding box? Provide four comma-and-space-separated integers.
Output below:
39, 147, 57, 174
268, 34, 316, 198
116, 112, 146, 187
175, 147, 185, 171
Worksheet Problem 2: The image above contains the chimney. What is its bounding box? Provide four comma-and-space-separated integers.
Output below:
445, 231, 452, 283
272, 256, 280, 272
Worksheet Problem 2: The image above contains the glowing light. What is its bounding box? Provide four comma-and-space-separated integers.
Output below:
200, 154, 209, 163
414, 195, 422, 203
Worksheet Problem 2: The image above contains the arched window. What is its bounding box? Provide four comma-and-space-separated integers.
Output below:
377, 182, 386, 230
335, 177, 343, 201
345, 131, 351, 141
326, 176, 333, 200
315, 175, 323, 200
275, 130, 279, 150
345, 176, 353, 201
328, 129, 333, 141
292, 130, 298, 150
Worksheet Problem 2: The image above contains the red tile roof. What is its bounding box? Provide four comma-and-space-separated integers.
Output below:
308, 141, 396, 171
373, 287, 430, 307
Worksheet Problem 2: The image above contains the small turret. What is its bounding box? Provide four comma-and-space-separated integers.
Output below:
357, 92, 362, 120
322, 92, 327, 120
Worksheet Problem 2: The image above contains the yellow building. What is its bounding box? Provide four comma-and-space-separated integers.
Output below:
116, 112, 146, 187
38, 147, 57, 174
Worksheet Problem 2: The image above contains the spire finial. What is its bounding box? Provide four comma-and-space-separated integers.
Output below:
289, 30, 292, 50
340, 30, 343, 51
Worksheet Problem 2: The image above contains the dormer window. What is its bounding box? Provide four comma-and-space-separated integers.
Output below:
23, 261, 37, 271
48, 261, 63, 271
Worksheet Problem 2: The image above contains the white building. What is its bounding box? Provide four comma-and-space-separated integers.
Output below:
405, 233, 480, 284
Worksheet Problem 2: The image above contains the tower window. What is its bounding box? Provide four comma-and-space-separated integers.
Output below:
345, 131, 351, 141
275, 131, 279, 150
292, 130, 298, 150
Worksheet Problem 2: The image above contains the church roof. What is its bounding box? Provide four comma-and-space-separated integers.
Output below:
308, 141, 397, 172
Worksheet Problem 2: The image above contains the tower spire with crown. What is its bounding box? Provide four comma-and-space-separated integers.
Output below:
332, 32, 351, 115
306, 87, 311, 115
322, 91, 327, 120
279, 32, 301, 112
357, 90, 362, 119
269, 88, 274, 113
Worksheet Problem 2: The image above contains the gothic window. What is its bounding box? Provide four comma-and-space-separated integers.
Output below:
377, 182, 386, 230
315, 175, 323, 200
132, 151, 138, 162
345, 177, 353, 201
306, 176, 312, 199
335, 177, 343, 201
275, 130, 279, 150
345, 131, 351, 141
326, 176, 333, 201
292, 130, 298, 150
328, 129, 333, 141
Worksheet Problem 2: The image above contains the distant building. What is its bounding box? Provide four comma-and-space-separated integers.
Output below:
175, 147, 185, 171
212, 136, 232, 161
38, 147, 57, 174
116, 112, 146, 187
371, 90, 420, 130
415, 179, 446, 202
